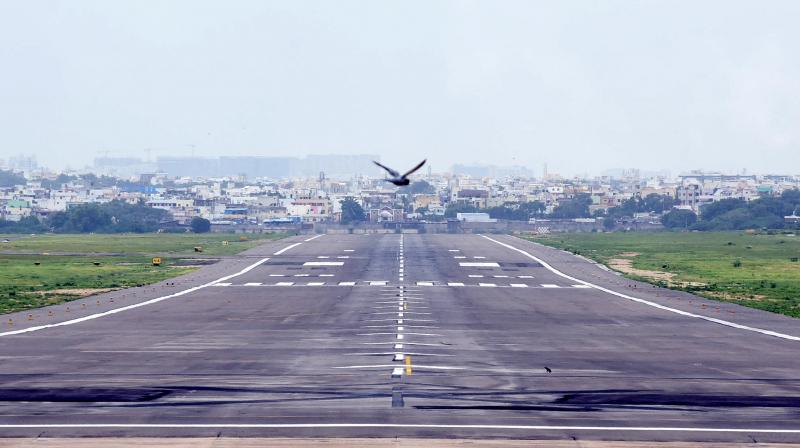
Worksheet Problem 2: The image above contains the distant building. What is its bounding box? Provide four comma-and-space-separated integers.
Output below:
456, 212, 496, 223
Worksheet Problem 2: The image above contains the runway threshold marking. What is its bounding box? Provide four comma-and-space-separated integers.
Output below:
481, 235, 800, 342
2, 424, 799, 433
0, 256, 272, 337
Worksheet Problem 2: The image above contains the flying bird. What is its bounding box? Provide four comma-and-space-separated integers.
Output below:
373, 159, 426, 186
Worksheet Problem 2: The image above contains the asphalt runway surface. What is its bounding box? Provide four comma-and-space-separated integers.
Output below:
1, 233, 800, 444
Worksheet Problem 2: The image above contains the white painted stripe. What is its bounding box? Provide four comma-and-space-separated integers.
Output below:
274, 242, 302, 255
518, 275, 534, 279
573, 284, 592, 288
275, 282, 294, 286
541, 284, 560, 288
307, 282, 325, 286
453, 256, 467, 259
0, 257, 270, 337
481, 235, 800, 342
448, 282, 465, 287
213, 283, 232, 287
473, 256, 486, 259
369, 281, 388, 286
343, 249, 354, 252
294, 274, 309, 277
394, 353, 405, 361
391, 367, 403, 377
0, 423, 798, 433
320, 274, 335, 277
460, 262, 500, 267
304, 261, 344, 266
337, 256, 350, 259
338, 282, 356, 286
416, 281, 434, 286
510, 284, 528, 288
478, 283, 497, 287
317, 256, 330, 259
468, 274, 484, 278
304, 234, 324, 242
243, 282, 262, 286
493, 275, 510, 278
448, 249, 460, 252
336, 364, 461, 370
269, 274, 285, 277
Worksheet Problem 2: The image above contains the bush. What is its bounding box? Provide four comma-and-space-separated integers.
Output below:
733, 259, 742, 268
190, 217, 211, 233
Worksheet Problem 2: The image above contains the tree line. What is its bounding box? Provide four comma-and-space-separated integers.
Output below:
662, 190, 800, 230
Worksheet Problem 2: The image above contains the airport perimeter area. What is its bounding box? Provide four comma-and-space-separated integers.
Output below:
1, 233, 800, 445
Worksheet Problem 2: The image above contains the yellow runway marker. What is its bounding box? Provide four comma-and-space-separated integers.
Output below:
405, 356, 412, 376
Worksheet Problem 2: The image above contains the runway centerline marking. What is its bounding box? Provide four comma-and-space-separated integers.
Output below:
481, 234, 800, 342
460, 262, 500, 267
0, 256, 271, 337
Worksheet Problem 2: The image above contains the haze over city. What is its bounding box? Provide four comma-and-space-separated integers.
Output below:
2, 0, 800, 175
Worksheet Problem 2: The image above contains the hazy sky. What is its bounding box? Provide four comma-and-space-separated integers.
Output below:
1, 0, 799, 176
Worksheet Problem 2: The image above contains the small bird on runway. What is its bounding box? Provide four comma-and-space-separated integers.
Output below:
544, 366, 552, 373
373, 159, 427, 186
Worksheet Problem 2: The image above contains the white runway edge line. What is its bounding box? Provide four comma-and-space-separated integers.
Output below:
481, 235, 800, 342
0, 256, 271, 337
1, 424, 799, 433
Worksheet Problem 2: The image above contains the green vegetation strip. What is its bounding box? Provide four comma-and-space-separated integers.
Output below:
0, 233, 287, 314
528, 231, 800, 318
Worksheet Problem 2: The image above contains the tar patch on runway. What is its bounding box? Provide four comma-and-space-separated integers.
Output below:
0, 388, 170, 402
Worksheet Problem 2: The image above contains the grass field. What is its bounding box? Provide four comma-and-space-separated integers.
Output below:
528, 231, 800, 318
0, 232, 286, 256
0, 232, 288, 314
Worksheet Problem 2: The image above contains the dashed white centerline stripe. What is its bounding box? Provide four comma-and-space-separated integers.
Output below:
304, 234, 324, 242
244, 282, 262, 286
481, 234, 800, 342
510, 284, 528, 288
339, 282, 356, 286
478, 283, 497, 287
448, 282, 465, 287
213, 283, 232, 287
541, 284, 560, 288
275, 282, 294, 286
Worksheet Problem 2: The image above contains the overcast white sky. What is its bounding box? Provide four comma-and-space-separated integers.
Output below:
1, 0, 799, 176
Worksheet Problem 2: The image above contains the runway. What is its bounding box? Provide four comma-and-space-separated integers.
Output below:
1, 233, 800, 443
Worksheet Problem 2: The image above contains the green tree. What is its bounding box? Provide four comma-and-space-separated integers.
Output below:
662, 209, 697, 229
444, 203, 479, 218
0, 170, 26, 188
407, 180, 436, 195
190, 217, 211, 233
551, 193, 592, 219
340, 197, 366, 225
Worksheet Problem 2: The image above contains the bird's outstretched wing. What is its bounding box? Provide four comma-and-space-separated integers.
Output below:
373, 161, 399, 177
401, 159, 427, 178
